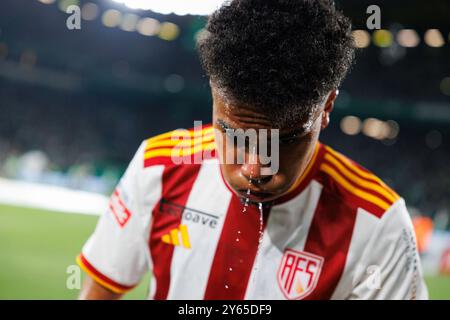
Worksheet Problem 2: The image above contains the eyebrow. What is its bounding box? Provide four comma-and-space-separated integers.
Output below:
216, 119, 306, 141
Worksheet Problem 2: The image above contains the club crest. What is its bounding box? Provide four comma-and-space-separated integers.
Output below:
277, 249, 324, 300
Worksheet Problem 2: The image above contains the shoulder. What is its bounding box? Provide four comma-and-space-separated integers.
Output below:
139, 124, 216, 168
117, 125, 216, 214
316, 143, 401, 219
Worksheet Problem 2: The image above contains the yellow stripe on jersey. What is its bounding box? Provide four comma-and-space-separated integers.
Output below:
179, 224, 192, 249
146, 126, 215, 145
147, 132, 215, 149
324, 146, 399, 200
161, 234, 171, 244
320, 163, 391, 211
144, 126, 216, 160
144, 141, 216, 159
324, 153, 398, 203
170, 229, 180, 246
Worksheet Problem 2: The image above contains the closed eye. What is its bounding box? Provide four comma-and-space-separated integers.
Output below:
279, 138, 298, 145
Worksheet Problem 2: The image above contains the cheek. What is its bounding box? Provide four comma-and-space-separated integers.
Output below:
274, 156, 300, 186
219, 163, 242, 189
214, 131, 226, 161
278, 139, 316, 178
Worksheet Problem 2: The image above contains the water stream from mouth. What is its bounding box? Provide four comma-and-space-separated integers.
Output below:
251, 201, 264, 287
225, 144, 265, 291
242, 144, 257, 214
242, 189, 250, 213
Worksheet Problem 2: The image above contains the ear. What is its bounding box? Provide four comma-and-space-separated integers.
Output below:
320, 90, 338, 130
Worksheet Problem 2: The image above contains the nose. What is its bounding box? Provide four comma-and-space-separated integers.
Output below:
240, 158, 273, 185
241, 162, 262, 180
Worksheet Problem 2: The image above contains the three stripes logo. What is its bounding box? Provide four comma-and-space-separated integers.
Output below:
161, 224, 191, 249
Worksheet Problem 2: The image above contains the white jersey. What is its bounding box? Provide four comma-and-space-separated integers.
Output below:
77, 125, 428, 300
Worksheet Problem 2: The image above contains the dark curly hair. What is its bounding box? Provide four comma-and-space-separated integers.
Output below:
197, 0, 355, 127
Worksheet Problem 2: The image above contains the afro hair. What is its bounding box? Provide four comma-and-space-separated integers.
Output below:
197, 0, 355, 127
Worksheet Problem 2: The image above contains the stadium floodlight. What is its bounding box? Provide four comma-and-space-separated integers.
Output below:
111, 0, 226, 16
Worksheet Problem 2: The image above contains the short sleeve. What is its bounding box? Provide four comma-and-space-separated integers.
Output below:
349, 199, 429, 300
77, 141, 151, 294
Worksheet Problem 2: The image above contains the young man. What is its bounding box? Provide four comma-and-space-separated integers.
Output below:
77, 0, 428, 299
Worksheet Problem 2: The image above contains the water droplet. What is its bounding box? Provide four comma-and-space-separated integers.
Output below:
242, 189, 251, 213
236, 238, 240, 242
237, 230, 241, 234
225, 284, 229, 289
242, 145, 254, 214
229, 267, 233, 271
257, 203, 264, 244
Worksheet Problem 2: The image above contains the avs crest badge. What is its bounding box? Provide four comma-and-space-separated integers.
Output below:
277, 249, 324, 300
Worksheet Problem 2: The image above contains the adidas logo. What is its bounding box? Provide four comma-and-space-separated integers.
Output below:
161, 224, 191, 249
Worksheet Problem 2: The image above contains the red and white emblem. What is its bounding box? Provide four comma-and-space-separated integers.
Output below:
277, 249, 324, 300
109, 188, 132, 228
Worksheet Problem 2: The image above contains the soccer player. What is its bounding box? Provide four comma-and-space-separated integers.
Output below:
77, 0, 428, 300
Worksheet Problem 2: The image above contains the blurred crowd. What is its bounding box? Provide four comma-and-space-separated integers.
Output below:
0, 86, 137, 194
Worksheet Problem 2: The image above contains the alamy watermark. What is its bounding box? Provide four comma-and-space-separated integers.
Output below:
366, 5, 381, 30
63, 4, 381, 32
365, 264, 382, 290
66, 5, 81, 30
66, 264, 81, 290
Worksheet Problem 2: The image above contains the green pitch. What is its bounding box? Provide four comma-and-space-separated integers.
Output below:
0, 204, 149, 299
0, 204, 449, 300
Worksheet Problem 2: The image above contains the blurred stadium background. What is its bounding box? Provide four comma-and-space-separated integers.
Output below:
0, 0, 449, 299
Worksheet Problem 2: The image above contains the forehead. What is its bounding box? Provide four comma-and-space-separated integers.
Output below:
213, 90, 319, 134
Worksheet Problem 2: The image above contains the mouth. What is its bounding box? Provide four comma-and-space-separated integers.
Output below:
236, 189, 275, 202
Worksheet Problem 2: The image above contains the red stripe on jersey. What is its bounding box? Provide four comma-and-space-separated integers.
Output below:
302, 188, 357, 300
204, 195, 271, 299
78, 253, 135, 292
149, 163, 202, 300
